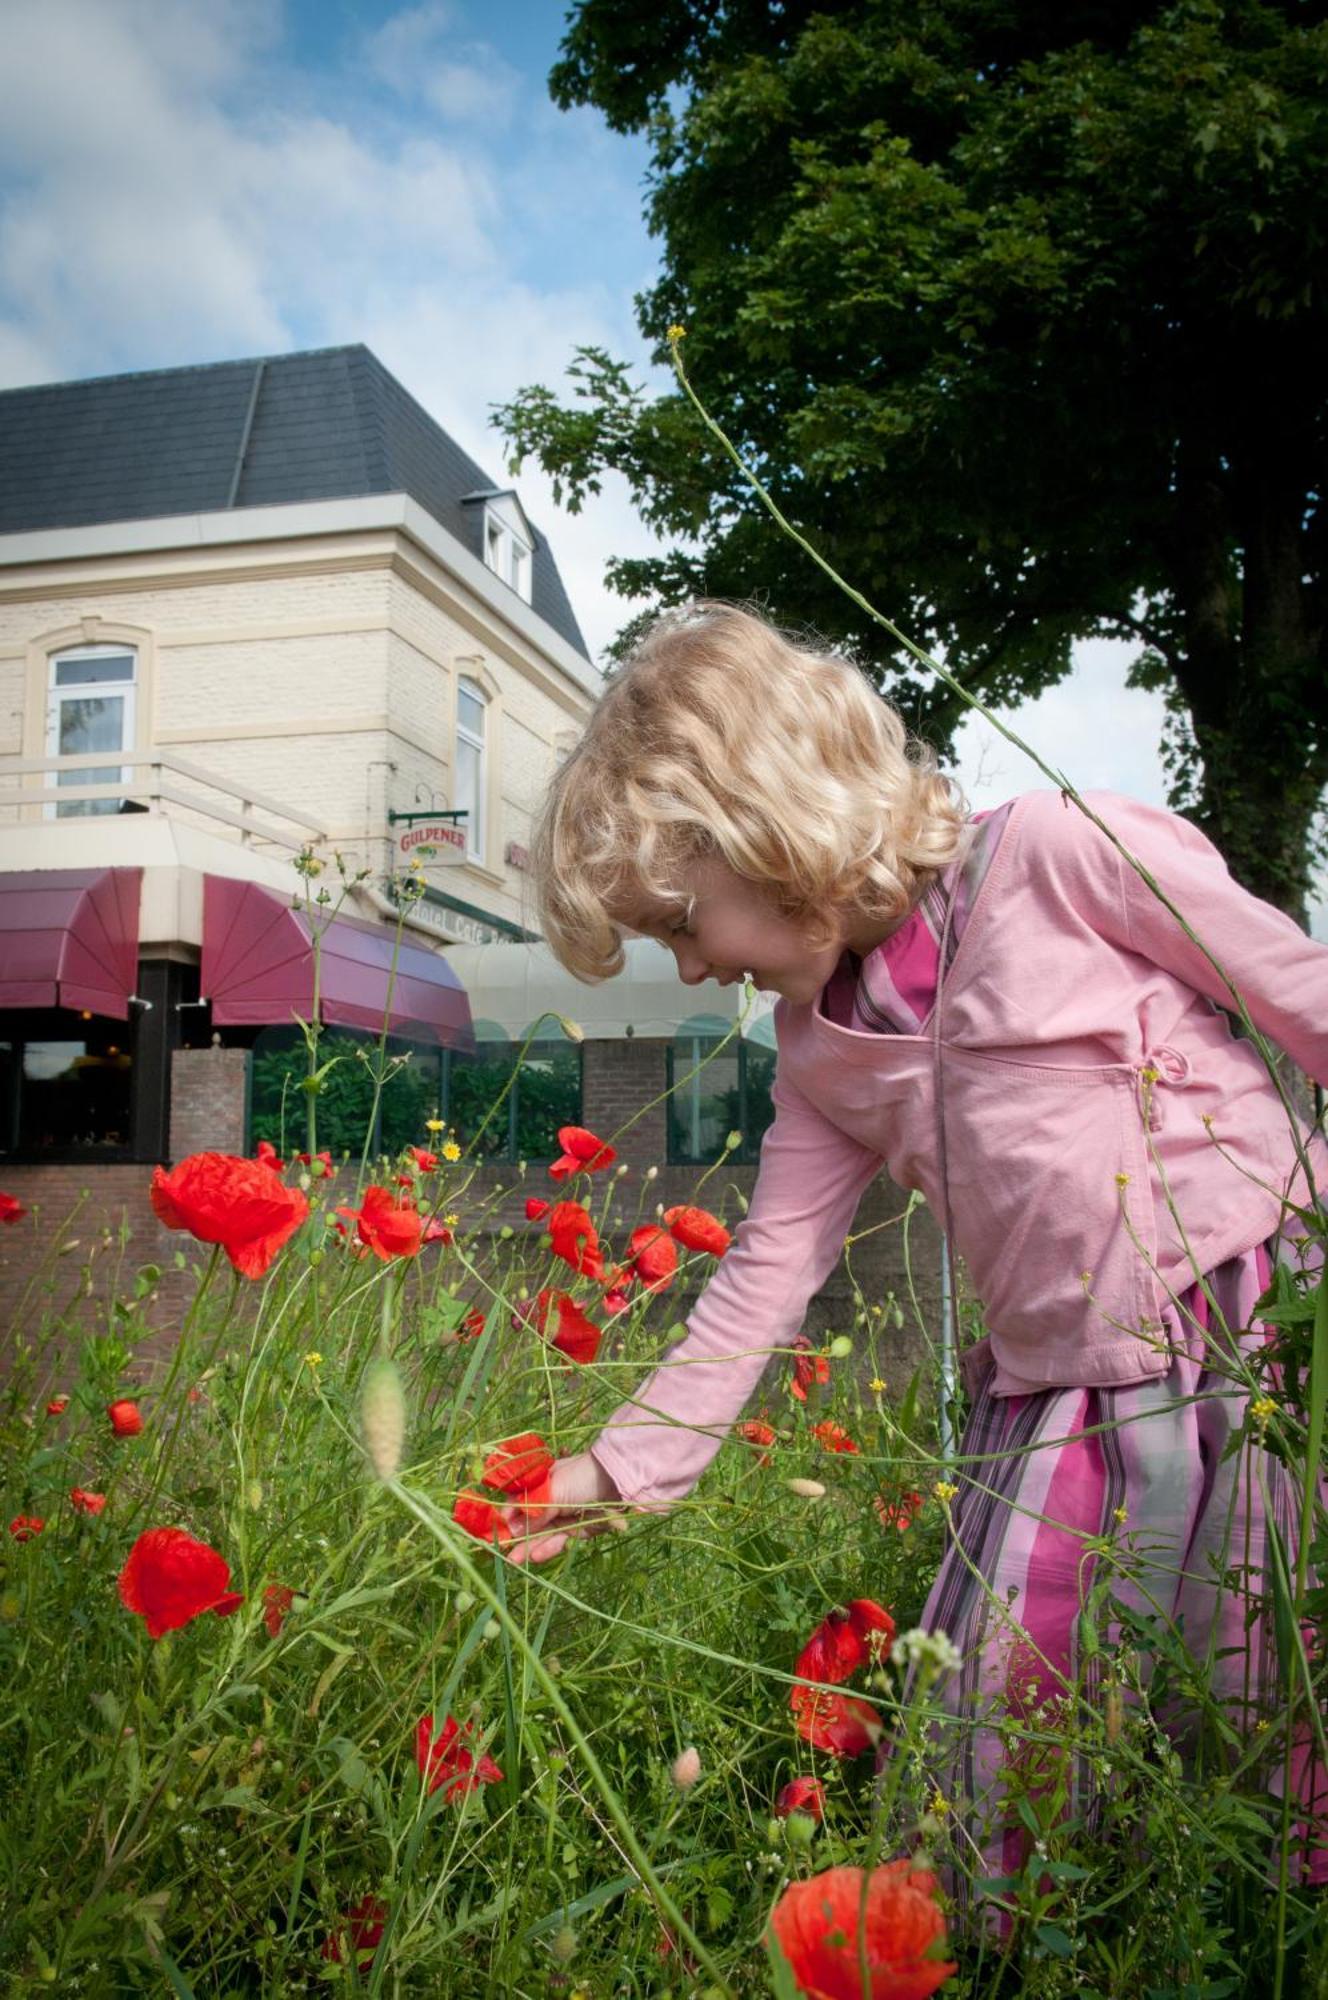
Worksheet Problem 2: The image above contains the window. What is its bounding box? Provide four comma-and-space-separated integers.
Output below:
455, 676, 487, 864
246, 1020, 582, 1166
482, 504, 533, 604
0, 1025, 134, 1158
46, 645, 137, 817
667, 1016, 777, 1165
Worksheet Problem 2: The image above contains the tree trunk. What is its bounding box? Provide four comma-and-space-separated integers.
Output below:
1169, 429, 1326, 926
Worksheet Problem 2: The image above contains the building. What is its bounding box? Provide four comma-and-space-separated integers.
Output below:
0, 345, 826, 1348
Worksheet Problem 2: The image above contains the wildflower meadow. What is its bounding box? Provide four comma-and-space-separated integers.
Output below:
2, 1030, 1326, 1996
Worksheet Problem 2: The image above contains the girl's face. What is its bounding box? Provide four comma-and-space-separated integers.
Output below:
627, 854, 871, 1006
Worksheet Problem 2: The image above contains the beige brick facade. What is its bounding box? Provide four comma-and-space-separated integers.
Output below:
0, 510, 598, 928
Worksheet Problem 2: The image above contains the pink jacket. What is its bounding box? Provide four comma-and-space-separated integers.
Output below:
591, 790, 1328, 1510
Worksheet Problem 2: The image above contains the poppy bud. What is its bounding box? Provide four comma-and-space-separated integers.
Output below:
361, 1356, 406, 1481
784, 1810, 818, 1849
556, 1015, 584, 1043
786, 1478, 826, 1500
828, 1335, 853, 1358
549, 1925, 577, 1965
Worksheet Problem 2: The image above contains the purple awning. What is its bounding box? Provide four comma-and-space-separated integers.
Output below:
202, 876, 473, 1048
0, 867, 142, 1018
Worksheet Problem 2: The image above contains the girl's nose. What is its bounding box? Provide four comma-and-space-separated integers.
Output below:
673, 940, 709, 985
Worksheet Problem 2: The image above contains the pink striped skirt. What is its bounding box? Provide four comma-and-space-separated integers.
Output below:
905, 1232, 1327, 1909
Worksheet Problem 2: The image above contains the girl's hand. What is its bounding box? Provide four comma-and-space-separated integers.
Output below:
503, 1450, 625, 1565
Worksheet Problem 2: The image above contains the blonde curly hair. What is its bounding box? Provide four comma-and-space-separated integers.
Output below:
532, 601, 968, 981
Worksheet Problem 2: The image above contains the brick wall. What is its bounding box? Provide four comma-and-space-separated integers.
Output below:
0, 1164, 195, 1376
582, 1038, 670, 1170
170, 1047, 249, 1157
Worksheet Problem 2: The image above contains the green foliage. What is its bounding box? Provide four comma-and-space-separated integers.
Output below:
500, 0, 1328, 914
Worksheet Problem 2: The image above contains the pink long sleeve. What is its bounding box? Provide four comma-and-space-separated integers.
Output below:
1063, 793, 1328, 1088
590, 1068, 883, 1509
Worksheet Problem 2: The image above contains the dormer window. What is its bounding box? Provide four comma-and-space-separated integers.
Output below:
476, 493, 534, 605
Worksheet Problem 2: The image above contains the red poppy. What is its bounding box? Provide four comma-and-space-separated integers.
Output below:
117, 1526, 245, 1640
107, 1399, 143, 1438
876, 1490, 924, 1533
791, 1686, 883, 1757
407, 1146, 439, 1172
453, 1490, 513, 1546
336, 1186, 423, 1260
70, 1488, 107, 1516
547, 1201, 605, 1280
811, 1420, 859, 1456
415, 1712, 504, 1800
9, 1515, 45, 1541
776, 1775, 826, 1821
664, 1204, 731, 1256
626, 1225, 678, 1295
422, 1215, 454, 1245
0, 1191, 27, 1223
795, 1600, 897, 1686
151, 1151, 309, 1278
790, 1338, 830, 1404
525, 1196, 551, 1222
458, 1306, 487, 1341
481, 1432, 554, 1495
548, 1126, 617, 1180
321, 1891, 388, 1965
551, 1293, 602, 1366
263, 1582, 296, 1638
603, 1285, 632, 1316
255, 1138, 285, 1171
46, 1394, 69, 1416
737, 1418, 776, 1465
768, 1861, 956, 2000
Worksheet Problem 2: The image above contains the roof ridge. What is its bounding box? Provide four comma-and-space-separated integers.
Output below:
0, 343, 373, 401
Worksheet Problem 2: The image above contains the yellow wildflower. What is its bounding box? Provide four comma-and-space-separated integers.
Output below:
869, 1376, 887, 1394
442, 1140, 462, 1163
666, 323, 686, 343
425, 1115, 445, 1134
1114, 1172, 1130, 1188
1250, 1396, 1276, 1423
928, 1789, 950, 1818
1113, 1504, 1128, 1526
303, 1350, 323, 1369
444, 1212, 459, 1228
933, 1480, 959, 1503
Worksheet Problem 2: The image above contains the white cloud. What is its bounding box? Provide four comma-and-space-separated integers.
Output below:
365, 1, 521, 127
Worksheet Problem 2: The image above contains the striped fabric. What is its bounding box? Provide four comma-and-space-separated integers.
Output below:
840, 811, 1327, 1902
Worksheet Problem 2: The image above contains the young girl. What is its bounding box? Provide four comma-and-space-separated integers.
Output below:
508, 600, 1328, 1893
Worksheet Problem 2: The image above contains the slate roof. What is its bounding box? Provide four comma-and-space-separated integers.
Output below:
0, 344, 590, 659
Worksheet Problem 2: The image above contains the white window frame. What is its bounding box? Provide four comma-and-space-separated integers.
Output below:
482, 501, 534, 605
45, 643, 137, 819
455, 675, 488, 864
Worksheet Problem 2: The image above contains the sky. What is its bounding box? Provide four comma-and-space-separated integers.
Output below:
0, 0, 1316, 923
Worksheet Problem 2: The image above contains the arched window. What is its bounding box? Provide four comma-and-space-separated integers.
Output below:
47, 643, 137, 817
455, 676, 487, 864
666, 1014, 777, 1164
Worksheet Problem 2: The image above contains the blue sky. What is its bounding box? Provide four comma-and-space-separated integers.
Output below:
5, 0, 1316, 926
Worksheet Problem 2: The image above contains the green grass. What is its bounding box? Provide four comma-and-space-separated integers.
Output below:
2, 1150, 1325, 1998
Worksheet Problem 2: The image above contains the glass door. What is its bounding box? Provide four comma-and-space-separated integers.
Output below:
46, 648, 136, 817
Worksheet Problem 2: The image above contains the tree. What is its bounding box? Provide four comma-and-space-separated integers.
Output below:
496, 0, 1328, 919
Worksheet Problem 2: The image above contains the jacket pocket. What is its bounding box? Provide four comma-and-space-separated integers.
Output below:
935, 1046, 1168, 1384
